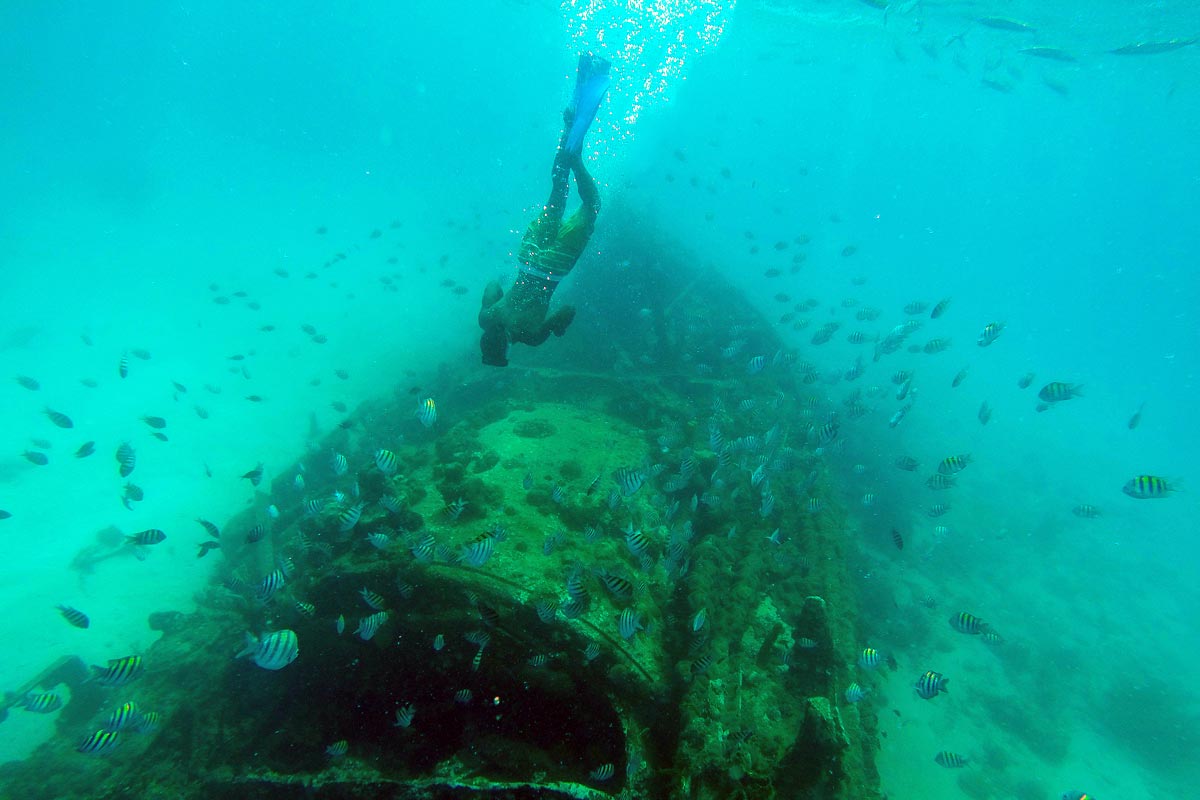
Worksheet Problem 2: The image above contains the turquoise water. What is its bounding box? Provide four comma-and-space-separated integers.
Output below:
1, 1, 1197, 797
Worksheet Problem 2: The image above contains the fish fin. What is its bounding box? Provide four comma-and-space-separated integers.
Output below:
234, 632, 258, 660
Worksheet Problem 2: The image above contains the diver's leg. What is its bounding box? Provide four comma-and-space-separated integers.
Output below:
527, 305, 575, 346
542, 148, 572, 224
520, 148, 572, 261
572, 158, 602, 223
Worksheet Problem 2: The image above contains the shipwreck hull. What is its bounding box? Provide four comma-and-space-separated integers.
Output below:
0, 214, 880, 800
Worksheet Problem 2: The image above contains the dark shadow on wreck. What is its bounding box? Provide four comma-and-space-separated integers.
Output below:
0, 201, 882, 800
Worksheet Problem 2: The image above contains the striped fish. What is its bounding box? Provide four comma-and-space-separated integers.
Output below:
937, 454, 972, 475
589, 763, 615, 781
44, 407, 74, 428
134, 711, 161, 733
922, 337, 952, 354
617, 608, 643, 640
57, 604, 90, 629
359, 587, 386, 611
415, 397, 437, 428
459, 536, 495, 567
976, 322, 1004, 347
624, 526, 652, 559
330, 452, 349, 476
915, 670, 949, 699
355, 611, 389, 641
926, 474, 956, 490
411, 533, 436, 562
534, 600, 557, 623
1122, 475, 1174, 499
18, 692, 63, 713
125, 528, 166, 546
612, 467, 646, 497
934, 750, 969, 768
891, 528, 904, 550
393, 704, 415, 728
92, 656, 143, 686
326, 740, 348, 758
599, 571, 634, 602
337, 502, 364, 532
116, 442, 136, 477
811, 422, 839, 446
930, 297, 951, 319
258, 568, 286, 601
104, 701, 140, 732
927, 503, 951, 517
566, 570, 591, 604
77, 729, 121, 755
844, 683, 868, 703
237, 629, 300, 670
1072, 504, 1101, 519
1038, 381, 1083, 403
464, 630, 491, 650
196, 518, 220, 538
949, 611, 989, 635
374, 449, 398, 475
858, 648, 882, 668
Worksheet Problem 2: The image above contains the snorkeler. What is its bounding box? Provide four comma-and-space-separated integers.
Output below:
478, 53, 611, 367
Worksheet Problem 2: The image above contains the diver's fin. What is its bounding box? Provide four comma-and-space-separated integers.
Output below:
564, 53, 611, 155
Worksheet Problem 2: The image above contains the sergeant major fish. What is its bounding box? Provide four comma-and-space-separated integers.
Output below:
415, 397, 437, 427
915, 670, 949, 699
1122, 475, 1175, 499
934, 751, 969, 768
236, 629, 299, 670
1038, 382, 1083, 403
91, 655, 143, 686
976, 322, 1005, 347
